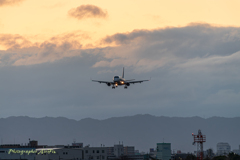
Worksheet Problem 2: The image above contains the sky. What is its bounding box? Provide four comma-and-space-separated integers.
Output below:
0, 0, 240, 120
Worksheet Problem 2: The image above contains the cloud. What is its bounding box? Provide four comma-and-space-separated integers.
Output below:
0, 0, 24, 6
96, 23, 240, 73
11, 42, 80, 66
175, 51, 240, 73
97, 69, 113, 74
0, 31, 87, 65
0, 24, 240, 120
0, 34, 32, 49
1, 23, 240, 72
0, 31, 87, 51
68, 5, 108, 20
203, 90, 240, 106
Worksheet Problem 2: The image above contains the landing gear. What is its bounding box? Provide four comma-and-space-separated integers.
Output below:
112, 84, 118, 89
124, 86, 128, 89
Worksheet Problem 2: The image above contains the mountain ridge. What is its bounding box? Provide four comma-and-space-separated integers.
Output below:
0, 114, 239, 153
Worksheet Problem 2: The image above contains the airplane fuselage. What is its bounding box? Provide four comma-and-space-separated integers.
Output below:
113, 76, 126, 86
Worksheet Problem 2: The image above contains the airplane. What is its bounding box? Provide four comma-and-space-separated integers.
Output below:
92, 67, 150, 89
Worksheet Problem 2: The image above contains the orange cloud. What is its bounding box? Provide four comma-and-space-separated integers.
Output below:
0, 0, 24, 6
1, 23, 240, 70
0, 31, 87, 66
68, 4, 108, 20
0, 34, 32, 49
0, 31, 89, 50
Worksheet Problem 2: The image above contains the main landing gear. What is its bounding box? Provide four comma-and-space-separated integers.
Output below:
124, 85, 128, 89
112, 84, 118, 89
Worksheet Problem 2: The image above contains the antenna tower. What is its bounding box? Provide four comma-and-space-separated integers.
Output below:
192, 129, 206, 160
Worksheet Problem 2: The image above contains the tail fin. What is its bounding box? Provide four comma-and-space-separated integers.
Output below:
122, 67, 124, 78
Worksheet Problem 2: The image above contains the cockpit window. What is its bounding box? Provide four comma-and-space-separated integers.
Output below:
114, 76, 119, 78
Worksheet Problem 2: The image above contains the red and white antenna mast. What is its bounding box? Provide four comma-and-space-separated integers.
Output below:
192, 129, 206, 160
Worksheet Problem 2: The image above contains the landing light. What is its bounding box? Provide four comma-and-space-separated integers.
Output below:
120, 81, 124, 84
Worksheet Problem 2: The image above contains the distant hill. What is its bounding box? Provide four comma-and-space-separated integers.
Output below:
0, 115, 239, 153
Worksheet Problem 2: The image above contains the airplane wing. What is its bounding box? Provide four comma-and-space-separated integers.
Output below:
92, 80, 114, 84
127, 79, 150, 84
124, 79, 135, 81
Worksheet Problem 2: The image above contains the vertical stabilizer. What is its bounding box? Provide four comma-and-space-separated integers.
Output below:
122, 67, 124, 78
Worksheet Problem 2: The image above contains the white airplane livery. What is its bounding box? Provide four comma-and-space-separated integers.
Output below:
92, 68, 150, 89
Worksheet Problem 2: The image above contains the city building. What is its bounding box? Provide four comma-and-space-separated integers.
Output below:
149, 148, 154, 153
124, 146, 135, 155
107, 147, 114, 156
148, 148, 157, 158
0, 140, 142, 160
113, 144, 124, 157
171, 153, 194, 160
135, 150, 140, 155
156, 143, 171, 160
36, 148, 83, 160
0, 140, 84, 160
0, 140, 39, 160
0, 147, 36, 160
83, 146, 108, 160
216, 142, 231, 156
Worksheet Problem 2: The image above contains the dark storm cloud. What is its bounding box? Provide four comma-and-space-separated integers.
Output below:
0, 0, 24, 6
68, 5, 108, 20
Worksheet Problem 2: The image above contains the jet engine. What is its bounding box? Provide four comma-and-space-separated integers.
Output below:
107, 83, 111, 86
126, 83, 130, 86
